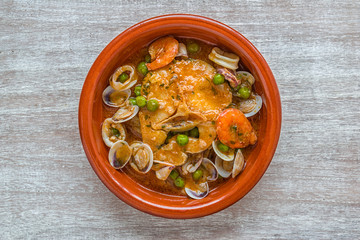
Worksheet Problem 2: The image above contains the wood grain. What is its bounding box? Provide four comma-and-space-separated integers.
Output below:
1, 0, 359, 239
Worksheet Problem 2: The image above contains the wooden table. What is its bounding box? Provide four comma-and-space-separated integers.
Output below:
1, 1, 359, 239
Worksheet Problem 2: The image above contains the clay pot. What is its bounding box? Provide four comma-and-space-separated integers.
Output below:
79, 14, 281, 219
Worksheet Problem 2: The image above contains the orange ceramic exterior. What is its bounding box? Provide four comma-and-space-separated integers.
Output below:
79, 14, 281, 219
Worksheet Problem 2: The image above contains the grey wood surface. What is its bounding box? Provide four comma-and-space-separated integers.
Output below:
1, 0, 359, 239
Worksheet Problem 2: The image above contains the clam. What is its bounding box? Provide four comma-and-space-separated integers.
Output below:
108, 140, 132, 169
212, 140, 235, 161
176, 43, 188, 58
215, 156, 232, 178
236, 71, 255, 86
201, 158, 218, 182
102, 86, 130, 107
238, 94, 262, 118
112, 103, 139, 123
102, 118, 126, 147
109, 65, 138, 91
152, 160, 175, 180
215, 149, 245, 178
208, 47, 239, 70
185, 182, 209, 200
129, 141, 153, 174
181, 153, 203, 175
232, 149, 245, 178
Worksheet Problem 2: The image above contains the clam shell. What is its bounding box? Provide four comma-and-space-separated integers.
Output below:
181, 153, 203, 175
102, 86, 130, 107
241, 94, 262, 118
232, 149, 245, 178
108, 140, 132, 169
101, 118, 126, 147
215, 156, 232, 178
152, 160, 175, 180
129, 141, 153, 174
185, 182, 209, 200
112, 104, 139, 123
236, 71, 255, 86
212, 140, 235, 161
201, 158, 218, 182
109, 65, 138, 91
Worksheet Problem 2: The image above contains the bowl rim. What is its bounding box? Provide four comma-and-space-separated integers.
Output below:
79, 14, 282, 219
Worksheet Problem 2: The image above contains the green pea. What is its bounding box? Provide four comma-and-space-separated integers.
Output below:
174, 177, 185, 188
213, 73, 225, 85
136, 96, 147, 107
117, 72, 129, 83
128, 97, 137, 105
176, 134, 189, 146
217, 142, 229, 152
137, 61, 148, 75
192, 169, 203, 181
169, 170, 179, 180
146, 99, 159, 112
187, 42, 200, 53
238, 86, 251, 99
188, 127, 199, 138
110, 128, 120, 138
134, 86, 142, 96
145, 54, 151, 63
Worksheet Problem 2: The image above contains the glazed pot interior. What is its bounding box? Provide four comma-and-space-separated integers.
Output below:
81, 15, 280, 218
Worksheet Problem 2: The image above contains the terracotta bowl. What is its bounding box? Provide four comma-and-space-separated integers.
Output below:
79, 14, 281, 219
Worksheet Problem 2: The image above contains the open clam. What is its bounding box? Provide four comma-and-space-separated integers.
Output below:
185, 182, 209, 200
109, 65, 138, 91
102, 86, 130, 107
215, 149, 245, 178
238, 93, 262, 118
102, 118, 126, 147
108, 140, 132, 169
212, 140, 235, 161
112, 103, 139, 123
184, 158, 217, 199
129, 141, 153, 174
201, 158, 218, 182
181, 153, 203, 175
236, 71, 255, 86
152, 160, 175, 180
